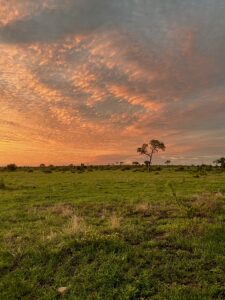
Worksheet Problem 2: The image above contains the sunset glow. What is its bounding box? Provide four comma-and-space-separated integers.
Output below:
1, 0, 225, 165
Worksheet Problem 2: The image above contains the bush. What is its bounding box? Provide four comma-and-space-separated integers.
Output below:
175, 166, 185, 171
121, 166, 132, 171
43, 169, 52, 174
0, 178, 6, 189
6, 164, 17, 172
155, 166, 162, 171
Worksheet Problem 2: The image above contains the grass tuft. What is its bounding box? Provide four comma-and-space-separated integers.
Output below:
64, 215, 88, 235
135, 202, 151, 216
50, 203, 74, 217
190, 193, 225, 217
110, 214, 121, 230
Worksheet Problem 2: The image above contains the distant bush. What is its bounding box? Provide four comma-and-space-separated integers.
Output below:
132, 162, 140, 166
121, 166, 132, 171
155, 166, 162, 171
206, 165, 213, 171
214, 157, 225, 169
77, 166, 85, 172
6, 164, 17, 172
43, 169, 52, 174
77, 171, 84, 174
175, 166, 185, 171
0, 178, 6, 189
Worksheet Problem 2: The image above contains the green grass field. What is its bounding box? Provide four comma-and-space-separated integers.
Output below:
1, 167, 225, 299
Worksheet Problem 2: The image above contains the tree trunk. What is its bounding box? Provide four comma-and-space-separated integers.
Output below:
148, 150, 154, 172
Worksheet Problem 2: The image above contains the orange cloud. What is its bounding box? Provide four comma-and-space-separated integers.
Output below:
108, 84, 162, 111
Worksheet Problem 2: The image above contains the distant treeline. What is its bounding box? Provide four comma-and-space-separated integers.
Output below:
0, 162, 224, 173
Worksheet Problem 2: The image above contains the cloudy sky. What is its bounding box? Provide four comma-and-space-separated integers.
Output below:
0, 0, 225, 165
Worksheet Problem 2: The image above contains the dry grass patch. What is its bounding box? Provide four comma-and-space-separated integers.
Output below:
190, 193, 225, 217
186, 220, 208, 238
42, 215, 89, 242
135, 202, 152, 216
50, 204, 74, 217
28, 203, 75, 217
110, 214, 122, 230
3, 232, 18, 244
100, 208, 108, 220
64, 215, 88, 235
44, 230, 58, 242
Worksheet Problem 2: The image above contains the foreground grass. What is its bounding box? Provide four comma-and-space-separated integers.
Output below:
0, 168, 225, 299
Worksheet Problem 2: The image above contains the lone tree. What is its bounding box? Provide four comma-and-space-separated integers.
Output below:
137, 139, 166, 171
214, 157, 225, 168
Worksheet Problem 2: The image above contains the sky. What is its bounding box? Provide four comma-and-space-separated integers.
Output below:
0, 0, 225, 166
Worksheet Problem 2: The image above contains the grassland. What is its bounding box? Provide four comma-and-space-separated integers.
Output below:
0, 166, 225, 299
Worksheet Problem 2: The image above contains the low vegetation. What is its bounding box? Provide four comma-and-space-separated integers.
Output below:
0, 166, 225, 299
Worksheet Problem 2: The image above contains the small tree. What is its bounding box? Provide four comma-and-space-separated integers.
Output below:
214, 157, 225, 168
6, 164, 17, 172
137, 139, 166, 171
165, 160, 171, 166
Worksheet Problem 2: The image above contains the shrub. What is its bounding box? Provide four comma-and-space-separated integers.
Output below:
43, 169, 52, 174
175, 166, 185, 171
6, 164, 17, 171
0, 178, 6, 189
155, 166, 162, 171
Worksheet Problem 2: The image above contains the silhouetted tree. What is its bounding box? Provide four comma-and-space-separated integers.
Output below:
137, 139, 166, 171
214, 157, 225, 168
165, 160, 171, 166
132, 161, 140, 166
6, 164, 17, 171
